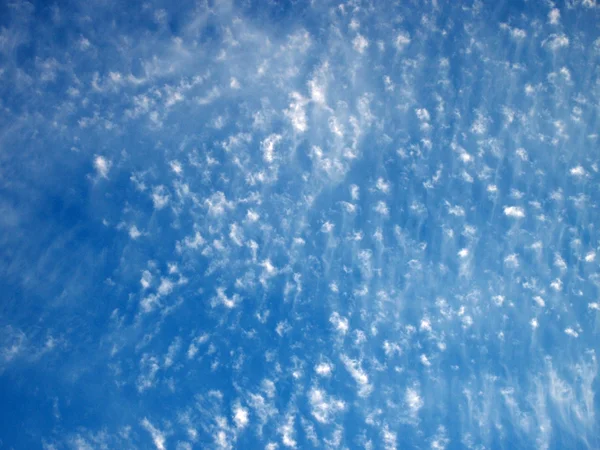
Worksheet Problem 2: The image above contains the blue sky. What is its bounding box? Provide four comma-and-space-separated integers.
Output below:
0, 0, 599, 449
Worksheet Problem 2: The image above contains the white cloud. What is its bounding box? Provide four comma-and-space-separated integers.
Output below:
170, 160, 183, 175
374, 201, 389, 216
492, 295, 505, 306
141, 418, 166, 450
158, 278, 174, 296
570, 166, 586, 177
448, 204, 465, 216
341, 354, 373, 397
94, 155, 111, 178
353, 34, 369, 53
152, 185, 170, 209
340, 201, 357, 213
419, 318, 432, 332
503, 206, 525, 218
376, 177, 390, 193
141, 270, 152, 289
7, 5, 599, 450
179, 231, 204, 250
261, 134, 282, 164
245, 209, 260, 223
279, 414, 297, 448
164, 337, 181, 368
405, 386, 424, 416
0, 326, 25, 365
308, 387, 345, 423
511, 28, 527, 39
205, 192, 233, 216
233, 403, 249, 430
308, 76, 326, 105
213, 287, 241, 309
382, 425, 397, 450
284, 92, 308, 133
544, 34, 569, 51
315, 362, 334, 377
554, 254, 567, 271
430, 426, 449, 450
329, 312, 349, 335
187, 334, 209, 359
564, 328, 579, 338
229, 223, 244, 246
504, 253, 519, 268
549, 278, 562, 292
321, 221, 335, 233
470, 112, 490, 134
420, 354, 431, 367
394, 31, 411, 50
415, 108, 430, 122
129, 226, 142, 239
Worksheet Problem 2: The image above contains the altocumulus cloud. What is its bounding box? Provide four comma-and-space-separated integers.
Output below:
0, 0, 599, 449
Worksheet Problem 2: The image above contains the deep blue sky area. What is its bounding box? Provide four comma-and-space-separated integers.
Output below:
0, 0, 599, 449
